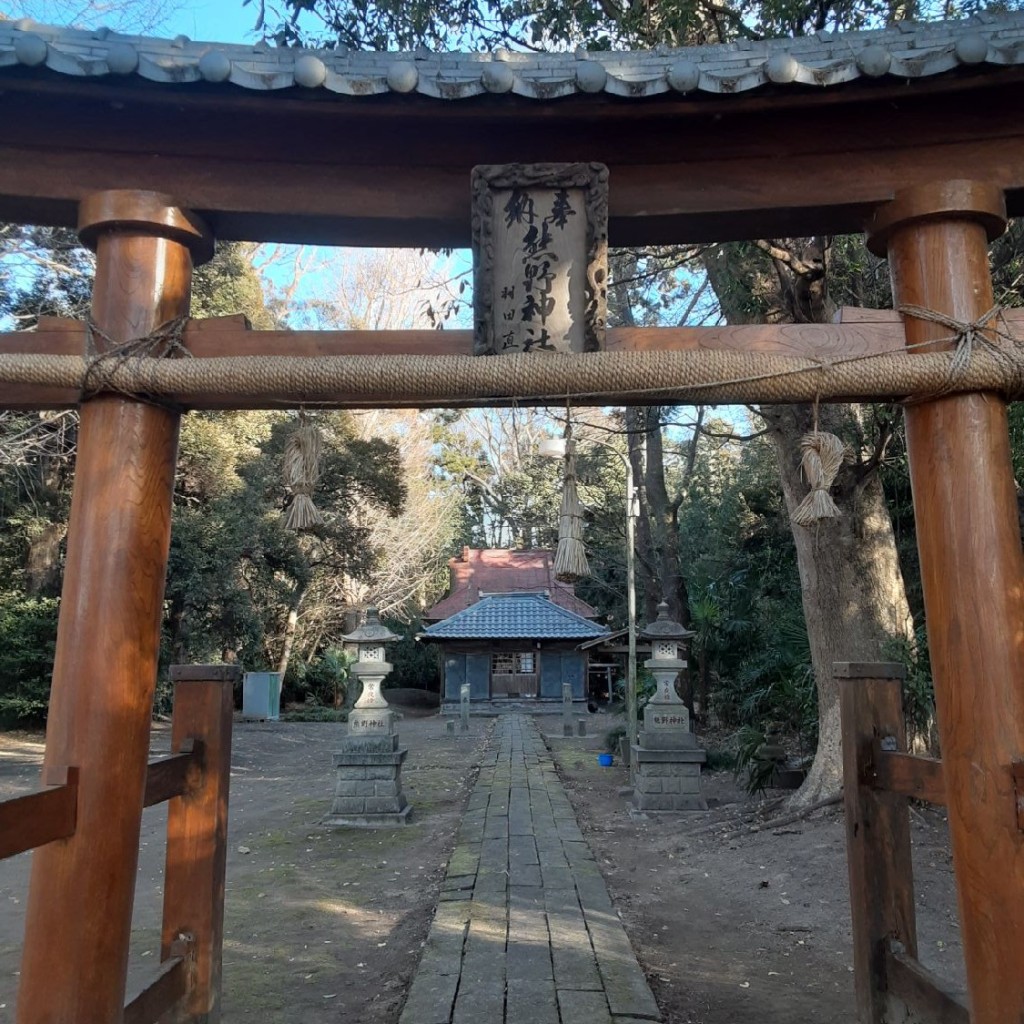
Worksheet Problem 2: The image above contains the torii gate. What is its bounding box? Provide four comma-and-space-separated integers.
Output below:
1, 12, 1023, 1024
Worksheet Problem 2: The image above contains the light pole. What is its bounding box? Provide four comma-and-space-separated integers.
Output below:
539, 433, 638, 771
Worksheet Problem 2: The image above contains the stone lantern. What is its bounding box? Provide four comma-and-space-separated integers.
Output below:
630, 601, 707, 813
324, 608, 411, 827
643, 601, 694, 726
346, 608, 399, 732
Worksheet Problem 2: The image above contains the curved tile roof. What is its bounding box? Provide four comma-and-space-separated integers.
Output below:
425, 548, 598, 621
1, 12, 1023, 100
422, 593, 608, 640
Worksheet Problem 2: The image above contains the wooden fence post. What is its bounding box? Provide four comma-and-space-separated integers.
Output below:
837, 662, 917, 1024
868, 181, 1024, 1024
17, 192, 212, 1024
161, 665, 238, 1024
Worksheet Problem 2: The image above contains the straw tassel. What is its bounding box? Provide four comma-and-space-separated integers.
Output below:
283, 411, 324, 530
791, 431, 850, 528
554, 437, 590, 582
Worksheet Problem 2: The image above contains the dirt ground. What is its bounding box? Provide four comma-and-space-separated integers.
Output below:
0, 711, 964, 1024
542, 718, 965, 1024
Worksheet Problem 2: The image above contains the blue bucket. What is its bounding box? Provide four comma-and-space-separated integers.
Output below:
597, 753, 614, 767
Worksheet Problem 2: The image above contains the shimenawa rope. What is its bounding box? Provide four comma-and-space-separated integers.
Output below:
553, 426, 590, 583
283, 410, 324, 531
9, 307, 1023, 408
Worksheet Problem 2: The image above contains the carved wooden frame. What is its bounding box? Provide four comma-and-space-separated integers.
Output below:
471, 162, 609, 355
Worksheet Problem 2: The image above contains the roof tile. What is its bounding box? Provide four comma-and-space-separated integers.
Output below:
422, 593, 608, 640
2, 13, 1024, 100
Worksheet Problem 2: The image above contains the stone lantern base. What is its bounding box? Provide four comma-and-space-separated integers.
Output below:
324, 711, 411, 827
630, 704, 707, 813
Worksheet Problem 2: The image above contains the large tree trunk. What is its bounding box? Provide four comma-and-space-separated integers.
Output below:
706, 239, 913, 807
626, 407, 661, 623
25, 520, 66, 595
763, 403, 913, 805
644, 407, 692, 627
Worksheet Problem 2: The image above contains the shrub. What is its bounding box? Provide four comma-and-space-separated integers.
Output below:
0, 592, 59, 724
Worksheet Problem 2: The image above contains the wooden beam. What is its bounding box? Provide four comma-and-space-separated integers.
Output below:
871, 180, 1024, 1024
871, 749, 946, 806
884, 949, 970, 1024
3, 72, 1024, 246
16, 192, 210, 1024
6, 309, 925, 357
122, 956, 189, 1024
837, 662, 918, 1024
0, 767, 78, 860
143, 741, 201, 809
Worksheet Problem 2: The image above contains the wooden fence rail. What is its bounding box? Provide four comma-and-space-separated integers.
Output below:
837, 662, 971, 1024
0, 767, 78, 861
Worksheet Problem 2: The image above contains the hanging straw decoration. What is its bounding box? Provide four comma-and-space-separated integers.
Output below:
790, 430, 850, 528
283, 410, 324, 531
554, 426, 590, 583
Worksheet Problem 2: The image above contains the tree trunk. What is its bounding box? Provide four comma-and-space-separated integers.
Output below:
644, 407, 692, 627
626, 407, 660, 623
25, 520, 66, 595
705, 240, 914, 808
763, 403, 913, 805
277, 589, 304, 679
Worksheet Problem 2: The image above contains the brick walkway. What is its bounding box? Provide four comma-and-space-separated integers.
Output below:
399, 715, 662, 1024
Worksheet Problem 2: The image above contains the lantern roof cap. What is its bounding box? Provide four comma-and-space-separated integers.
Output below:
342, 607, 400, 644
641, 601, 695, 641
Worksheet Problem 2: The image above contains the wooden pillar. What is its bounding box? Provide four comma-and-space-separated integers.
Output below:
867, 180, 1024, 1024
18, 192, 212, 1024
837, 663, 916, 1024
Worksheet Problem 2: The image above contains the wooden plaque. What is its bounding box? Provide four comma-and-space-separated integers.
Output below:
471, 163, 608, 355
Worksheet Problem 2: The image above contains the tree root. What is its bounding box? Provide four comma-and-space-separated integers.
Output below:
719, 793, 843, 840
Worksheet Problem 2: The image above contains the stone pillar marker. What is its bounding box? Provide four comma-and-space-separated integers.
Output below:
631, 602, 707, 812
562, 682, 574, 737
324, 608, 411, 827
460, 682, 470, 731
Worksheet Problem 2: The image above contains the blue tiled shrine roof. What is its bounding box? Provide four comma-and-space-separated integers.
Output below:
422, 593, 608, 641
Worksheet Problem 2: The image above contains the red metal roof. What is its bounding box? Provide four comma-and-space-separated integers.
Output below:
424, 548, 599, 621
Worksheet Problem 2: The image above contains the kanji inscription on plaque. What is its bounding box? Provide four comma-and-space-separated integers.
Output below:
472, 163, 608, 355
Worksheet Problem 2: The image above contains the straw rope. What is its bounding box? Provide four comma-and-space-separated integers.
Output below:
554, 437, 590, 583
897, 304, 1020, 399
791, 432, 851, 528
282, 411, 324, 531
7, 345, 1024, 407
83, 316, 190, 410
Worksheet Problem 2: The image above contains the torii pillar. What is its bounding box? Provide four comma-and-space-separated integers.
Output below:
867, 181, 1024, 1024
17, 191, 212, 1024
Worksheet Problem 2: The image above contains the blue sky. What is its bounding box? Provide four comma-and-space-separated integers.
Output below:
4, 2, 265, 43
165, 4, 260, 43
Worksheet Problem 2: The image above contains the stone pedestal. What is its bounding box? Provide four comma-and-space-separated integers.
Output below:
631, 703, 707, 812
324, 709, 411, 827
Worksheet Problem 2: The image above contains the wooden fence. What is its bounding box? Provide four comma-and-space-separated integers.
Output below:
838, 662, 971, 1024
0, 664, 237, 1024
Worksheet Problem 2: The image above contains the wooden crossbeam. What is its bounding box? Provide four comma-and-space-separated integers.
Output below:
122, 956, 189, 1024
885, 948, 970, 1024
0, 767, 79, 860
871, 747, 947, 806
143, 740, 202, 809
3, 72, 1024, 247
